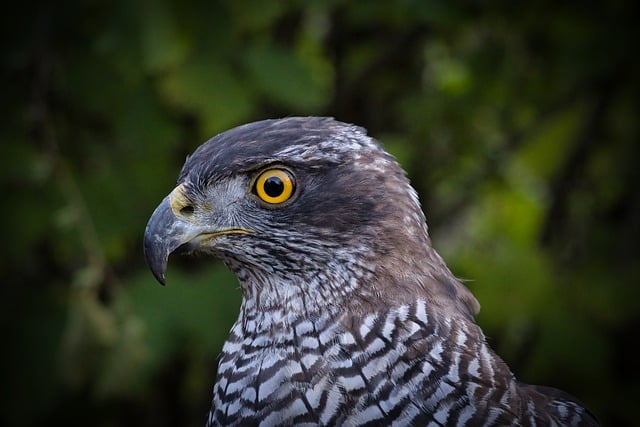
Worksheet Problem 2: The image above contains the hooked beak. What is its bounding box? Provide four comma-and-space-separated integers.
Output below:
143, 196, 192, 285
143, 185, 252, 285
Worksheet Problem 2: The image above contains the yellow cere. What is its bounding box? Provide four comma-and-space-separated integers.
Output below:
169, 183, 195, 218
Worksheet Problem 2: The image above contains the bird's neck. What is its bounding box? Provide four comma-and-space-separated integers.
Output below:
226, 241, 445, 339
226, 249, 382, 337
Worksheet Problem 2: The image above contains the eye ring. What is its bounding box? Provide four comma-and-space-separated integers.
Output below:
253, 168, 296, 205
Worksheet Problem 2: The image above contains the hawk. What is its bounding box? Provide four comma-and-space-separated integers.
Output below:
144, 117, 598, 426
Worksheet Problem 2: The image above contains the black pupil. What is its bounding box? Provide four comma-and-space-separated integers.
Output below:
264, 176, 284, 197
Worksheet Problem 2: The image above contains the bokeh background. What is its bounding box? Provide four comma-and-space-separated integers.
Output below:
1, 1, 638, 426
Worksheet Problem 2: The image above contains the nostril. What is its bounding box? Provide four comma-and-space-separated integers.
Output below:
180, 205, 195, 216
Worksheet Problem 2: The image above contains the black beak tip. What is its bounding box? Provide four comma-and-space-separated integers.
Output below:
144, 249, 168, 286
143, 233, 170, 286
156, 274, 167, 286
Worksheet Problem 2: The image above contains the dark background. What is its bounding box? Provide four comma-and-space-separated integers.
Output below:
1, 1, 638, 426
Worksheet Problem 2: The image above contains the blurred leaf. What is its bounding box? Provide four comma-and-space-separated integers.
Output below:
425, 42, 472, 96
138, 0, 190, 72
244, 45, 330, 111
226, 0, 287, 32
515, 105, 584, 180
159, 58, 253, 136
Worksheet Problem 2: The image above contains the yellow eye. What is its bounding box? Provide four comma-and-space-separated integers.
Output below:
254, 168, 296, 205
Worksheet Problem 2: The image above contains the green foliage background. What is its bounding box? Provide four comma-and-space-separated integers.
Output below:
1, 1, 638, 425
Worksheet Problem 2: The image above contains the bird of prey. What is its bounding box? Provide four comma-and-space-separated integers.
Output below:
144, 117, 598, 426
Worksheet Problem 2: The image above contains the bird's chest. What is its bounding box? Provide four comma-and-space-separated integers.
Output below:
210, 317, 346, 424
208, 309, 439, 426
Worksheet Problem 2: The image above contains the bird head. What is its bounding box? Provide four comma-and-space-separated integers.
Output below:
144, 117, 479, 317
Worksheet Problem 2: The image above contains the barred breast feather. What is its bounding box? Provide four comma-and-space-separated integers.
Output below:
209, 299, 595, 426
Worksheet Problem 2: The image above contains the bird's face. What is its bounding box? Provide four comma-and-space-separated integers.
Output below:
144, 118, 407, 282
